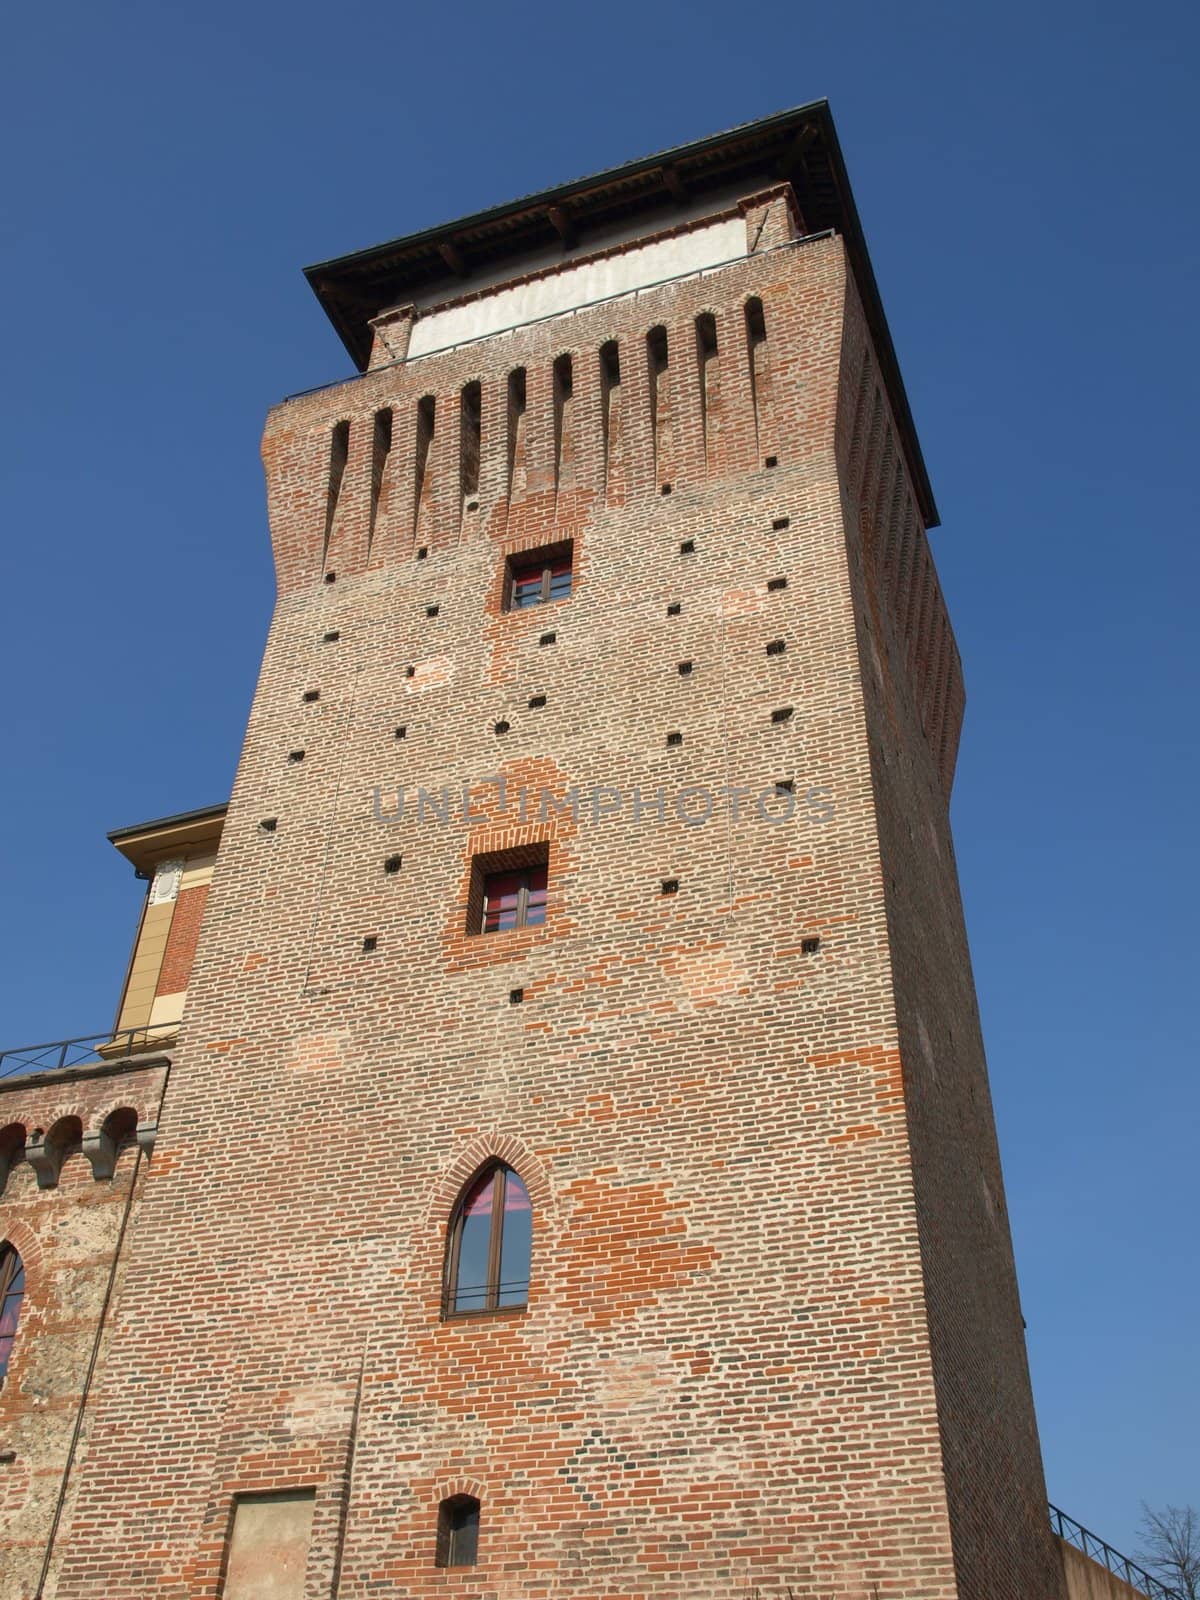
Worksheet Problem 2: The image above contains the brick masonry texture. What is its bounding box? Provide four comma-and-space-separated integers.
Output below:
836, 278, 1065, 1600
6, 199, 1063, 1598
0, 1060, 166, 1599
157, 884, 211, 998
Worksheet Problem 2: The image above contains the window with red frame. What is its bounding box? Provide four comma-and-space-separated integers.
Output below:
445, 1163, 532, 1315
507, 544, 573, 610
0, 1246, 25, 1382
481, 864, 547, 933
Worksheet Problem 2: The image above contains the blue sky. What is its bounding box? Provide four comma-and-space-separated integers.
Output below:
2, 0, 1196, 1562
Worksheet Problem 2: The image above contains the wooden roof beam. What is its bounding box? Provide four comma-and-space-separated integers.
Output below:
774, 122, 820, 178
546, 205, 575, 248
661, 165, 688, 202
438, 239, 468, 276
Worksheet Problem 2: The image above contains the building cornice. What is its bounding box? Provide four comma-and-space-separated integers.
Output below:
302, 101, 939, 526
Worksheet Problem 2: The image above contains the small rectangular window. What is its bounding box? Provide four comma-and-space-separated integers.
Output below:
482, 866, 547, 933
468, 843, 550, 936
505, 542, 573, 611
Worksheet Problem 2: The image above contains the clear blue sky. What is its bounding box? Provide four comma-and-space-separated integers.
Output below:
2, 0, 1196, 1562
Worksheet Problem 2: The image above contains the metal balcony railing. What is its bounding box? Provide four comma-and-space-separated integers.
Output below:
0, 1022, 181, 1082
1050, 1504, 1182, 1600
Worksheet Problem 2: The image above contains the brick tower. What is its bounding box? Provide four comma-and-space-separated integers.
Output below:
21, 103, 1065, 1598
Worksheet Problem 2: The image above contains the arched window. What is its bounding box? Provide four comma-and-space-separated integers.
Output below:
436, 1494, 480, 1567
445, 1163, 531, 1315
0, 1246, 25, 1382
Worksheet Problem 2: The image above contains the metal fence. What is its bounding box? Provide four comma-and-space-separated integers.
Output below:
1051, 1504, 1182, 1600
0, 1022, 180, 1082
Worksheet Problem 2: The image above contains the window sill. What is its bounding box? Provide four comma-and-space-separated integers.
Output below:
503, 595, 571, 618
440, 1303, 528, 1325
446, 921, 562, 974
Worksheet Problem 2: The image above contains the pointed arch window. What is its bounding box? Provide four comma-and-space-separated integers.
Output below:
445, 1163, 531, 1315
0, 1246, 25, 1382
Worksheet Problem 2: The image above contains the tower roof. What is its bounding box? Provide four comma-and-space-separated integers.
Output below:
303, 101, 937, 526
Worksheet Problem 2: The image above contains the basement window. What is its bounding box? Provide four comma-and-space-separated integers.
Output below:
506, 541, 573, 610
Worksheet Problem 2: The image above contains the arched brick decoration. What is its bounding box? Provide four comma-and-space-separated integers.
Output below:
0, 1103, 150, 1191
27, 1116, 84, 1190
400, 1133, 552, 1319
83, 1101, 146, 1139
0, 1123, 26, 1198
34, 1099, 93, 1136
432, 1474, 486, 1505
0, 1218, 43, 1279
430, 1477, 487, 1570
45, 1115, 84, 1147
0, 1217, 42, 1398
432, 1131, 552, 1226
84, 1106, 140, 1181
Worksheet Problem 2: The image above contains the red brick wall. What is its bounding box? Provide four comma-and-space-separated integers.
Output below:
837, 276, 1065, 1600
0, 1060, 166, 1600
156, 882, 210, 997
40, 211, 1057, 1599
